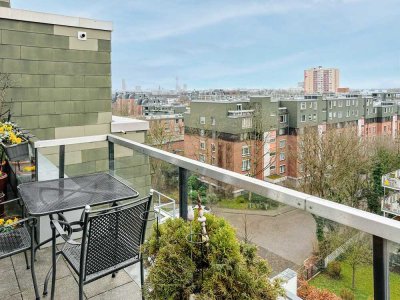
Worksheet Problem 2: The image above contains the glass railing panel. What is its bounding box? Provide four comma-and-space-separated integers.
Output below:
388, 240, 400, 299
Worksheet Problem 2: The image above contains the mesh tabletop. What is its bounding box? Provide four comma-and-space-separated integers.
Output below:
18, 173, 139, 216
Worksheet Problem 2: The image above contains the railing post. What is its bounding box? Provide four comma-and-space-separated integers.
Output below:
34, 147, 38, 182
108, 140, 115, 175
373, 235, 389, 300
59, 145, 65, 179
179, 167, 188, 220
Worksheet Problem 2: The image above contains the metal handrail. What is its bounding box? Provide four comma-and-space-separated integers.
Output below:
106, 134, 400, 244
33, 134, 400, 244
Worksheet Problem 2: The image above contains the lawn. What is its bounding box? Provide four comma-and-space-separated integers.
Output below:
310, 261, 400, 299
216, 195, 280, 210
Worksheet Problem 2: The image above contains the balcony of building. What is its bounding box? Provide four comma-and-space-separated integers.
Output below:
382, 169, 400, 190
1, 134, 400, 299
227, 109, 254, 118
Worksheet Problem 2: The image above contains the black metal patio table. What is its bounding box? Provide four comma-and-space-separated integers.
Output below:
17, 173, 139, 299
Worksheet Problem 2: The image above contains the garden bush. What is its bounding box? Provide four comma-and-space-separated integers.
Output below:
326, 261, 342, 279
142, 214, 284, 299
298, 280, 340, 300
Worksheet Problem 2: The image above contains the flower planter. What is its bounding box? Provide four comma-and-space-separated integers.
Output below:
1, 139, 29, 161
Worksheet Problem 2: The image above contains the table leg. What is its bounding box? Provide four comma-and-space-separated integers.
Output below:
30, 221, 40, 300
50, 225, 57, 300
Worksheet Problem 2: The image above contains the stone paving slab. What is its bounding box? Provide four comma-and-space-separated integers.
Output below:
12, 247, 72, 291
0, 257, 21, 297
1, 245, 142, 300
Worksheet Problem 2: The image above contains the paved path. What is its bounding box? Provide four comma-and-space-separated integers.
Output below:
213, 207, 316, 274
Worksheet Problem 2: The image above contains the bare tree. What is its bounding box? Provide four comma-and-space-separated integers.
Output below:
0, 73, 14, 119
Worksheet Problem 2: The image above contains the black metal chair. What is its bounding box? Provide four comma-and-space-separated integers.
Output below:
0, 198, 40, 299
49, 195, 152, 300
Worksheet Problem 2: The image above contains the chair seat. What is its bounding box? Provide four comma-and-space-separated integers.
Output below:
0, 226, 31, 258
62, 243, 139, 282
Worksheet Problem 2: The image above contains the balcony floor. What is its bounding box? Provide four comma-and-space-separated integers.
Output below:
1, 246, 143, 300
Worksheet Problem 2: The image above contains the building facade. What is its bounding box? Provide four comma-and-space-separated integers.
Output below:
304, 66, 340, 94
184, 92, 400, 182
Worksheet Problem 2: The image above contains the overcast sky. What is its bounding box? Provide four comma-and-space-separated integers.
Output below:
12, 0, 400, 91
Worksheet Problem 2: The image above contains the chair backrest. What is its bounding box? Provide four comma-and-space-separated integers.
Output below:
82, 195, 151, 278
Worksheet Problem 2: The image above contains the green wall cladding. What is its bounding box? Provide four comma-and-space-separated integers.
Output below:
0, 18, 112, 136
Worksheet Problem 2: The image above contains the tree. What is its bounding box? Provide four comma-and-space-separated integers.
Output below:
0, 73, 14, 120
344, 235, 372, 289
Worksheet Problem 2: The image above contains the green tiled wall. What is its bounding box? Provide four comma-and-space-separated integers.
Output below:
0, 16, 150, 195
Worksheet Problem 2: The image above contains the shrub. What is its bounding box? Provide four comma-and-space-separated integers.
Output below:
340, 288, 355, 300
206, 193, 218, 204
326, 261, 342, 279
298, 280, 340, 300
188, 190, 198, 201
142, 213, 284, 299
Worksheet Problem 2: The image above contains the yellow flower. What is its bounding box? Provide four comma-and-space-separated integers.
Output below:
0, 219, 4, 225
5, 219, 13, 226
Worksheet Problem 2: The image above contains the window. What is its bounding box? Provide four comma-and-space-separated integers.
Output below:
346, 99, 351, 106
175, 119, 179, 124
367, 108, 370, 115
211, 143, 216, 152
270, 152, 276, 157
333, 101, 337, 107
313, 114, 317, 121
242, 145, 250, 156
270, 165, 276, 170
313, 102, 317, 110
269, 138, 276, 143
199, 154, 205, 163
242, 159, 250, 171
338, 111, 342, 118
200, 116, 205, 124
301, 115, 306, 122
346, 110, 350, 117
237, 104, 242, 111
211, 156, 216, 165
329, 112, 332, 120
211, 117, 216, 126
333, 112, 336, 118
279, 140, 286, 148
200, 140, 206, 150
329, 101, 333, 109
279, 152, 285, 161
200, 129, 205, 136
309, 102, 313, 109
308, 114, 312, 121
338, 100, 343, 107
242, 118, 252, 129
301, 102, 306, 110
279, 115, 287, 123
279, 128, 286, 135
279, 165, 285, 174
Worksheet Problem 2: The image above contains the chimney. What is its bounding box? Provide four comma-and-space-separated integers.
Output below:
0, 0, 10, 7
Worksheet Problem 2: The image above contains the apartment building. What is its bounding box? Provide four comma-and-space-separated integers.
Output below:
304, 66, 340, 94
185, 92, 400, 181
184, 96, 289, 180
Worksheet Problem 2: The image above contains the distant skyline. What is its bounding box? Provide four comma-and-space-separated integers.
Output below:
12, 0, 400, 91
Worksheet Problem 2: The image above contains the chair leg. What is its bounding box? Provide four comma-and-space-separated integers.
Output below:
78, 276, 84, 300
24, 251, 30, 269
30, 224, 40, 300
50, 227, 57, 300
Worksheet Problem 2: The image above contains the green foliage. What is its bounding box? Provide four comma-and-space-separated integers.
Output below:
340, 288, 355, 300
142, 214, 284, 299
188, 174, 201, 191
326, 261, 342, 279
206, 193, 218, 204
189, 190, 198, 201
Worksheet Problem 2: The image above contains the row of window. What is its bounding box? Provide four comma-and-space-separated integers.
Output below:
199, 141, 286, 153
300, 102, 318, 110
328, 110, 359, 119
301, 114, 317, 122
328, 99, 359, 109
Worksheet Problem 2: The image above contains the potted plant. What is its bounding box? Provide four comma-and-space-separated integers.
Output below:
142, 211, 284, 299
0, 122, 29, 161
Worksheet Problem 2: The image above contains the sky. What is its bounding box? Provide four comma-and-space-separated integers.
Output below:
11, 0, 400, 91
